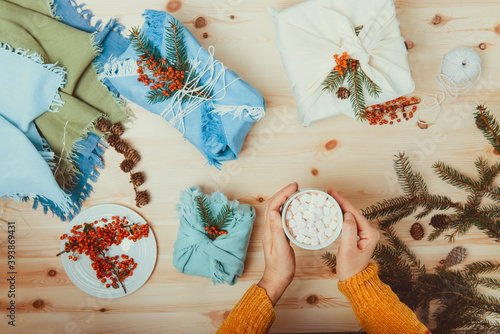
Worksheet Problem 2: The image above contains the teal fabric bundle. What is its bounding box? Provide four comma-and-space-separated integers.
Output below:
173, 187, 255, 285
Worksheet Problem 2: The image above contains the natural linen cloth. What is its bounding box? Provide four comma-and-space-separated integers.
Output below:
99, 10, 266, 167
269, 0, 415, 126
173, 187, 256, 285
0, 44, 71, 213
0, 0, 130, 219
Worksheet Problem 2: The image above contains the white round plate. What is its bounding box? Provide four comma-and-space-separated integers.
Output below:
60, 204, 157, 299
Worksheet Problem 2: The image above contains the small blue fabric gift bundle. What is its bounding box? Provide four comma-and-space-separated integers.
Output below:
173, 187, 256, 285
99, 10, 266, 167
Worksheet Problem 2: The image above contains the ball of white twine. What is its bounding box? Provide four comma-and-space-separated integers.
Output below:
418, 47, 482, 125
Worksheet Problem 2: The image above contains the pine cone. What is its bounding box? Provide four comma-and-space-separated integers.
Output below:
114, 139, 131, 155
111, 122, 125, 137
430, 214, 452, 229
107, 133, 120, 147
125, 149, 141, 164
96, 118, 112, 133
440, 246, 467, 268
135, 190, 151, 207
130, 172, 145, 187
336, 87, 351, 100
120, 159, 136, 173
410, 223, 424, 240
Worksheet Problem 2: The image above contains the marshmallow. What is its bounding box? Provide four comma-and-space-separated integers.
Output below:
289, 219, 297, 228
299, 204, 308, 212
316, 221, 326, 231
329, 221, 338, 230
290, 205, 298, 214
296, 234, 305, 243
317, 195, 327, 205
308, 227, 318, 237
318, 231, 327, 243
286, 211, 292, 220
311, 237, 319, 246
303, 211, 315, 221
292, 227, 299, 236
323, 207, 331, 216
302, 194, 312, 202
325, 228, 334, 237
325, 199, 334, 207
316, 210, 324, 219
303, 237, 311, 245
306, 220, 314, 228
301, 226, 309, 235
296, 219, 306, 229
294, 212, 303, 221
291, 199, 300, 208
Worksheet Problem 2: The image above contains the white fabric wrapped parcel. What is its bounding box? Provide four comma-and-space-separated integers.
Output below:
269, 0, 415, 126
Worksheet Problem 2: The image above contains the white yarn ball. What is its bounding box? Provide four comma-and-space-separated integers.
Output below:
440, 47, 481, 84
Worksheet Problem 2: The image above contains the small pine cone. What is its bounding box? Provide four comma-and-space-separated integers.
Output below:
107, 133, 120, 147
130, 172, 145, 187
114, 139, 131, 155
135, 190, 151, 207
336, 87, 351, 100
430, 214, 452, 229
440, 246, 467, 268
96, 118, 112, 133
125, 149, 141, 164
111, 122, 125, 137
410, 223, 424, 240
120, 159, 136, 173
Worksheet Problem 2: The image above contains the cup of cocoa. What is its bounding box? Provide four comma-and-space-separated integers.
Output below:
281, 189, 343, 250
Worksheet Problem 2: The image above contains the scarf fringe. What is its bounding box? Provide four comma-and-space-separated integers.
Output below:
97, 57, 138, 81
46, 0, 63, 20
211, 259, 229, 285
28, 133, 107, 221
143, 10, 167, 50
211, 104, 266, 121
0, 42, 67, 113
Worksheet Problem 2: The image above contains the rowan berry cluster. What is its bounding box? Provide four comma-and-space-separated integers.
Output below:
364, 97, 421, 125
59, 216, 150, 292
333, 52, 359, 76
136, 55, 186, 97
205, 225, 228, 238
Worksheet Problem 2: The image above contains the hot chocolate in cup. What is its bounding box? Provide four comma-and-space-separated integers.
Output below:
281, 189, 343, 250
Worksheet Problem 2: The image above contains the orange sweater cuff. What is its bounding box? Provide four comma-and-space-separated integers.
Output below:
217, 284, 275, 334
338, 263, 430, 334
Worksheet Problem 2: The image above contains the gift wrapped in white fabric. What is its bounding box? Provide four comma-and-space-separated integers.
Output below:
269, 0, 415, 126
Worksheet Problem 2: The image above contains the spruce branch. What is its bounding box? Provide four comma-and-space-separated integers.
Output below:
165, 19, 189, 71
322, 70, 346, 94
321, 251, 337, 272
348, 67, 366, 119
359, 67, 381, 98
474, 104, 500, 153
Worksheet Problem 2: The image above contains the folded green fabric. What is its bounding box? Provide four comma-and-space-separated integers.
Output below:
0, 0, 131, 190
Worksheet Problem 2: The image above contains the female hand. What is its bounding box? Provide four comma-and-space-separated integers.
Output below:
258, 182, 298, 306
327, 187, 380, 281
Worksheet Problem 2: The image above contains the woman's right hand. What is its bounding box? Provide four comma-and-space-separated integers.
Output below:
327, 187, 380, 281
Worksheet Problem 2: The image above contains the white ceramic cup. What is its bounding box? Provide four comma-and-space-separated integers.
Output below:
281, 189, 343, 250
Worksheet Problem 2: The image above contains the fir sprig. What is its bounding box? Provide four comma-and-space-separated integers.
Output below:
475, 104, 500, 153
322, 25, 382, 119
322, 227, 500, 332
195, 195, 234, 240
129, 19, 211, 105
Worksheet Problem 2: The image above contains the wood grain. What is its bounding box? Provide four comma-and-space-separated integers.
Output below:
2, 0, 500, 332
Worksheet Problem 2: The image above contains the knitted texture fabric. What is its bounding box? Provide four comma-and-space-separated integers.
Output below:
338, 263, 430, 334
217, 264, 430, 334
216, 284, 275, 334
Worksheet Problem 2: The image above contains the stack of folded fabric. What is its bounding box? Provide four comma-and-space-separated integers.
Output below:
0, 0, 131, 220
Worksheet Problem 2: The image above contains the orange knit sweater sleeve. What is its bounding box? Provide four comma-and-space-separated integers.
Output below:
216, 284, 275, 334
338, 263, 431, 334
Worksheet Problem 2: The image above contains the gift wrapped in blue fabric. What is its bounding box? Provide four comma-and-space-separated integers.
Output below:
173, 187, 255, 285
99, 10, 266, 167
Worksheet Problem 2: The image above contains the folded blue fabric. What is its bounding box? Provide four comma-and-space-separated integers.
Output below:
99, 10, 266, 167
0, 43, 72, 214
173, 187, 255, 285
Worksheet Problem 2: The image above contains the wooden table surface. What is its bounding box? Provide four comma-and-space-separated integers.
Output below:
2, 0, 500, 333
